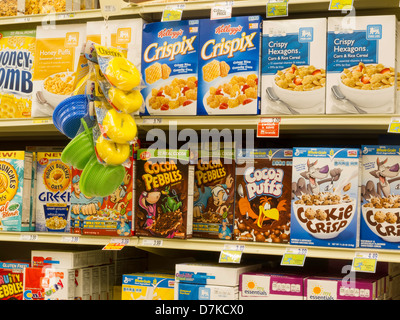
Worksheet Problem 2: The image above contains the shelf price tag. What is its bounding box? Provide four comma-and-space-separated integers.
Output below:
219, 244, 245, 264
20, 234, 39, 241
99, 0, 128, 19
388, 118, 400, 133
162, 4, 185, 22
142, 118, 162, 125
257, 117, 281, 138
211, 1, 233, 20
351, 252, 378, 273
103, 238, 129, 250
266, 0, 288, 18
281, 247, 307, 266
141, 239, 163, 247
329, 0, 353, 10
62, 236, 79, 243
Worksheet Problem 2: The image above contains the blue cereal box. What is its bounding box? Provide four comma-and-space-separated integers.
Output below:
0, 151, 32, 232
261, 18, 327, 115
360, 145, 400, 249
291, 147, 360, 248
197, 16, 261, 115
140, 20, 199, 116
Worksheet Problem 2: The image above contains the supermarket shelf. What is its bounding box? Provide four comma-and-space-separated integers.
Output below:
0, 118, 64, 139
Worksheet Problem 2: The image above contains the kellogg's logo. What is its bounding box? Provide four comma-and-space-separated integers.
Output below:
215, 24, 243, 35
158, 28, 184, 39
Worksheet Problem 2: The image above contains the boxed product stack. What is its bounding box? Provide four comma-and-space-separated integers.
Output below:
121, 273, 175, 300
174, 262, 261, 300
359, 145, 400, 249
239, 272, 305, 300
290, 147, 361, 248
261, 18, 327, 115
234, 148, 292, 243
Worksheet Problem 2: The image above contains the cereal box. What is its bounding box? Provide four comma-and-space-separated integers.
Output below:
291, 147, 361, 248
122, 273, 175, 300
35, 152, 71, 233
326, 16, 396, 114
25, 0, 73, 14
0, 0, 25, 16
31, 23, 86, 117
135, 149, 194, 239
360, 145, 400, 249
192, 144, 236, 239
140, 20, 199, 115
197, 16, 261, 115
70, 156, 134, 237
239, 273, 304, 300
261, 18, 326, 115
175, 283, 238, 300
0, 261, 30, 300
0, 29, 36, 118
234, 149, 292, 243
0, 151, 32, 232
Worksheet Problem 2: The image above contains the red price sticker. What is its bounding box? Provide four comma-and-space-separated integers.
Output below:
257, 117, 281, 138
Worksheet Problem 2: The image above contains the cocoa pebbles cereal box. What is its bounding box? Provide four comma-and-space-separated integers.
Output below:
360, 145, 400, 249
135, 149, 194, 239
197, 16, 261, 115
192, 146, 236, 240
140, 20, 199, 116
291, 147, 361, 248
234, 149, 292, 243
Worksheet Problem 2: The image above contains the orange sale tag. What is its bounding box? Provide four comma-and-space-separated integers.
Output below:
257, 117, 281, 138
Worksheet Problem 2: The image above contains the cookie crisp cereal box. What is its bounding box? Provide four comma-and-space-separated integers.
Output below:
360, 145, 400, 249
0, 151, 32, 232
261, 18, 326, 115
291, 147, 360, 248
140, 20, 199, 116
326, 15, 396, 114
31, 23, 86, 117
35, 152, 71, 233
0, 29, 36, 118
197, 16, 261, 115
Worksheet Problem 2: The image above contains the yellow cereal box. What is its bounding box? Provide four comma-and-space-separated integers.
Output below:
0, 29, 36, 118
25, 0, 73, 15
121, 273, 175, 300
31, 24, 86, 117
35, 152, 71, 232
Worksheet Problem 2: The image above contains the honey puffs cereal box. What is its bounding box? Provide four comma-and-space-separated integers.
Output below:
35, 152, 71, 233
140, 20, 199, 116
31, 23, 86, 117
0, 29, 36, 118
360, 145, 400, 249
197, 16, 261, 115
0, 151, 32, 232
261, 18, 326, 115
326, 16, 396, 114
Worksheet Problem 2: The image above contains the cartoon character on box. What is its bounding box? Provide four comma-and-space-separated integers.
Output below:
138, 189, 161, 229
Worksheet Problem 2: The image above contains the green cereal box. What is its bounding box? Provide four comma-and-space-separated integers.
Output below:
0, 151, 32, 232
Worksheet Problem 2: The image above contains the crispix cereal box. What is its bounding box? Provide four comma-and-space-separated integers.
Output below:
197, 16, 261, 115
0, 151, 32, 232
135, 149, 194, 239
140, 20, 199, 115
0, 29, 36, 118
35, 152, 71, 233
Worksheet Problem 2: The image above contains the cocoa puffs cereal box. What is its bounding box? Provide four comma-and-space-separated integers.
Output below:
197, 16, 261, 115
140, 20, 199, 116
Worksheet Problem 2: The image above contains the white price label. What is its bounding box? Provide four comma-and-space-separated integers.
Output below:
142, 118, 162, 125
210, 2, 233, 20
351, 252, 378, 273
62, 236, 80, 243
142, 239, 163, 247
223, 244, 245, 252
20, 234, 38, 241
281, 247, 307, 266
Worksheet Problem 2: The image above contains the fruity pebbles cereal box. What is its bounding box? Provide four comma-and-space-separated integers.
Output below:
0, 29, 36, 118
0, 151, 32, 232
197, 16, 261, 115
0, 261, 29, 300
140, 20, 199, 116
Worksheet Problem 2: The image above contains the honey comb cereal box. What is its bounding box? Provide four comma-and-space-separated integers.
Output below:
234, 149, 292, 243
192, 145, 236, 240
261, 18, 326, 115
35, 152, 71, 233
70, 156, 134, 237
0, 261, 30, 300
140, 20, 199, 116
326, 16, 396, 114
360, 145, 400, 249
291, 147, 360, 248
197, 16, 261, 115
0, 151, 32, 232
31, 23, 86, 117
0, 29, 36, 118
122, 273, 175, 300
135, 149, 194, 239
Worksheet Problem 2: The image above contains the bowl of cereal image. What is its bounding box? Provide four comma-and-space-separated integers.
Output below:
338, 63, 395, 109
292, 193, 356, 240
41, 72, 75, 108
361, 198, 400, 242
271, 65, 326, 110
45, 215, 68, 232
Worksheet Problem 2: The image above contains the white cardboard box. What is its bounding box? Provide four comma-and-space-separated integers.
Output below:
175, 282, 238, 300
